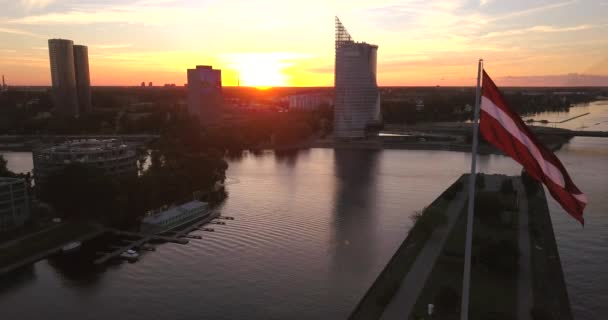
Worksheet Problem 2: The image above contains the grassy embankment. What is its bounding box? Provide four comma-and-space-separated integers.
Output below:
411, 175, 519, 320
349, 177, 465, 320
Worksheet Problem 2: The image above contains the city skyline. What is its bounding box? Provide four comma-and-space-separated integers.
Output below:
1, 0, 608, 87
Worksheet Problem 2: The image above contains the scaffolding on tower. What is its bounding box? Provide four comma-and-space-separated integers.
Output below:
335, 17, 353, 49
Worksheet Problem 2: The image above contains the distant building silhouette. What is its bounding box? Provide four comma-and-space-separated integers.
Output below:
1, 75, 7, 92
48, 39, 92, 117
187, 65, 223, 124
48, 39, 79, 117
73, 45, 91, 113
148, 82, 153, 87
334, 17, 381, 138
141, 81, 146, 87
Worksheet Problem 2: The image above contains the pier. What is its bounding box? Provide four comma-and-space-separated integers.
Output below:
93, 231, 188, 265
93, 211, 226, 265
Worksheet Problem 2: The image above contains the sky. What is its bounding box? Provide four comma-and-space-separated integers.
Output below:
0, 0, 607, 87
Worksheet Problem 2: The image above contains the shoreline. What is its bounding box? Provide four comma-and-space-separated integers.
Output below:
0, 224, 106, 276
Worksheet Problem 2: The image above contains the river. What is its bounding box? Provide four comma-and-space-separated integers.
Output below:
1, 103, 607, 319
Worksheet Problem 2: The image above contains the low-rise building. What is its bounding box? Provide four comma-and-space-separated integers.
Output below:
288, 93, 332, 111
0, 178, 31, 232
33, 139, 137, 193
141, 200, 209, 229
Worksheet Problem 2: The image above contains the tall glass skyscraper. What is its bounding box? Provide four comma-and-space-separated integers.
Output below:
334, 17, 381, 138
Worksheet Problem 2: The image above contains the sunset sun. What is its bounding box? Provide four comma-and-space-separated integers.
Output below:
222, 53, 297, 88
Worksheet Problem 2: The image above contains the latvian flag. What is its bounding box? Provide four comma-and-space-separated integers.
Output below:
479, 71, 587, 224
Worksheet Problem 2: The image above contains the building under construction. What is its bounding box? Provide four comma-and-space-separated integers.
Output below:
334, 17, 381, 139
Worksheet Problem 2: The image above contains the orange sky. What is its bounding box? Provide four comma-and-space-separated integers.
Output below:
1, 0, 607, 87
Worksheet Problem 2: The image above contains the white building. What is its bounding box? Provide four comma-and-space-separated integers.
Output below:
333, 17, 381, 138
288, 93, 332, 111
187, 65, 223, 125
142, 200, 209, 228
0, 178, 30, 232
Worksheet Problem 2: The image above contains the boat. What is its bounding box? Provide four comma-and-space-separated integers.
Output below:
61, 241, 82, 253
120, 249, 139, 260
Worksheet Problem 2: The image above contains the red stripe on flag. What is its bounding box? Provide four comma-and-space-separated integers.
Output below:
480, 70, 586, 224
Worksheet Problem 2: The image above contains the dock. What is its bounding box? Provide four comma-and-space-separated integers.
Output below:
93, 211, 223, 265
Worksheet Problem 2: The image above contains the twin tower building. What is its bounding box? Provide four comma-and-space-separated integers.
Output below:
48, 39, 92, 117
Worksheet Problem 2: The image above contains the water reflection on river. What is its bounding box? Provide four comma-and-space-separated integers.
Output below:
524, 100, 608, 131
1, 137, 607, 319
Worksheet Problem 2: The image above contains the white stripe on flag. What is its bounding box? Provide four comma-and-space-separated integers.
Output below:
480, 96, 586, 200
573, 193, 588, 203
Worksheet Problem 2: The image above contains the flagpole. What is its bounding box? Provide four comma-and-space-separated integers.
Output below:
461, 58, 483, 320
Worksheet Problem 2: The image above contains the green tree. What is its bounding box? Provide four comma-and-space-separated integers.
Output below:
40, 164, 120, 222
0, 154, 9, 176
412, 206, 448, 236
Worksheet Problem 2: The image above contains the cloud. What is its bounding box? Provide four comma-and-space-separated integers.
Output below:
0, 26, 47, 38
219, 52, 313, 61
306, 65, 333, 74
19, 0, 57, 10
0, 56, 48, 66
483, 24, 594, 38
92, 43, 133, 49
9, 1, 200, 26
362, 0, 488, 45
489, 0, 577, 22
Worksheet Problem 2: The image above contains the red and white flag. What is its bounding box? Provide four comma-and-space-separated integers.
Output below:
479, 70, 587, 224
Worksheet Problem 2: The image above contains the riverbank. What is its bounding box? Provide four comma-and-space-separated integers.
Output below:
0, 222, 104, 275
0, 134, 158, 151
306, 121, 599, 154
311, 134, 570, 155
